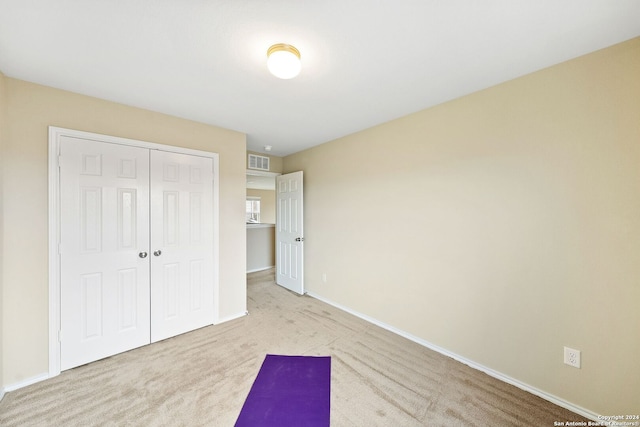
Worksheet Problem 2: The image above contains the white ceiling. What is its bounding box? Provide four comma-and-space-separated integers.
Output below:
1, 1, 639, 157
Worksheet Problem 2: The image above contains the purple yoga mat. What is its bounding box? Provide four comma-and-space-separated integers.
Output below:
235, 354, 331, 427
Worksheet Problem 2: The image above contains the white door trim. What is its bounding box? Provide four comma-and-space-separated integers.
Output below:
48, 126, 220, 378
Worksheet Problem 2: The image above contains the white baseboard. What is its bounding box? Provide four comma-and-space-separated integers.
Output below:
247, 266, 275, 274
4, 372, 50, 393
305, 291, 601, 422
0, 387, 5, 402
214, 310, 248, 325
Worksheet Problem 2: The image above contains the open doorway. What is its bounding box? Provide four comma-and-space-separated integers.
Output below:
246, 170, 279, 273
246, 170, 278, 224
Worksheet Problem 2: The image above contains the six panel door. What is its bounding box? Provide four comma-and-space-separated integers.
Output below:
149, 150, 215, 342
276, 171, 304, 295
60, 136, 151, 370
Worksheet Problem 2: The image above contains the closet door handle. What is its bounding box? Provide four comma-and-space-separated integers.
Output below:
153, 250, 162, 257
139, 252, 148, 258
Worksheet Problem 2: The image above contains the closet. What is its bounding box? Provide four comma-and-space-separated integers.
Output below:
58, 135, 215, 370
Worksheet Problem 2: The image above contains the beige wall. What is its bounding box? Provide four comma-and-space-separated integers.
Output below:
246, 188, 276, 224
1, 78, 247, 387
284, 38, 640, 415
246, 226, 275, 272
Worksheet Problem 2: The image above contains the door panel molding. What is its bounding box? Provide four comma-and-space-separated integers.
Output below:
48, 126, 220, 378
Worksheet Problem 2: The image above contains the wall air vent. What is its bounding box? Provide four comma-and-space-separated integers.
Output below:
248, 154, 270, 171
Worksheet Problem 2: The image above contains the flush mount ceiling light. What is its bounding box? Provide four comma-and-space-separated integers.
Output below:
267, 43, 301, 79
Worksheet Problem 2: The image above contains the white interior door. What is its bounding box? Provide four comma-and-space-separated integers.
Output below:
150, 150, 215, 342
60, 136, 151, 370
276, 171, 304, 294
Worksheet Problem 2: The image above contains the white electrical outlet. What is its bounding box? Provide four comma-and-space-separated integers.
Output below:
564, 346, 581, 368
321, 273, 327, 283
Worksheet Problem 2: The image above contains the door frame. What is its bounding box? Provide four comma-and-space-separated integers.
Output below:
48, 126, 220, 377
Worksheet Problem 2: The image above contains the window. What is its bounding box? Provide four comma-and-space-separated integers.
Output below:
246, 197, 261, 223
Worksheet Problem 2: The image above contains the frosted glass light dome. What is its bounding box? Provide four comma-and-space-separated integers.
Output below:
267, 44, 301, 79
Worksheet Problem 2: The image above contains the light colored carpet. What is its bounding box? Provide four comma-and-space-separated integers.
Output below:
0, 269, 587, 426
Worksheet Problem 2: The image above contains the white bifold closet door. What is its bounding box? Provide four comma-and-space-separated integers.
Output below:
60, 137, 151, 370
59, 137, 214, 370
149, 150, 214, 342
